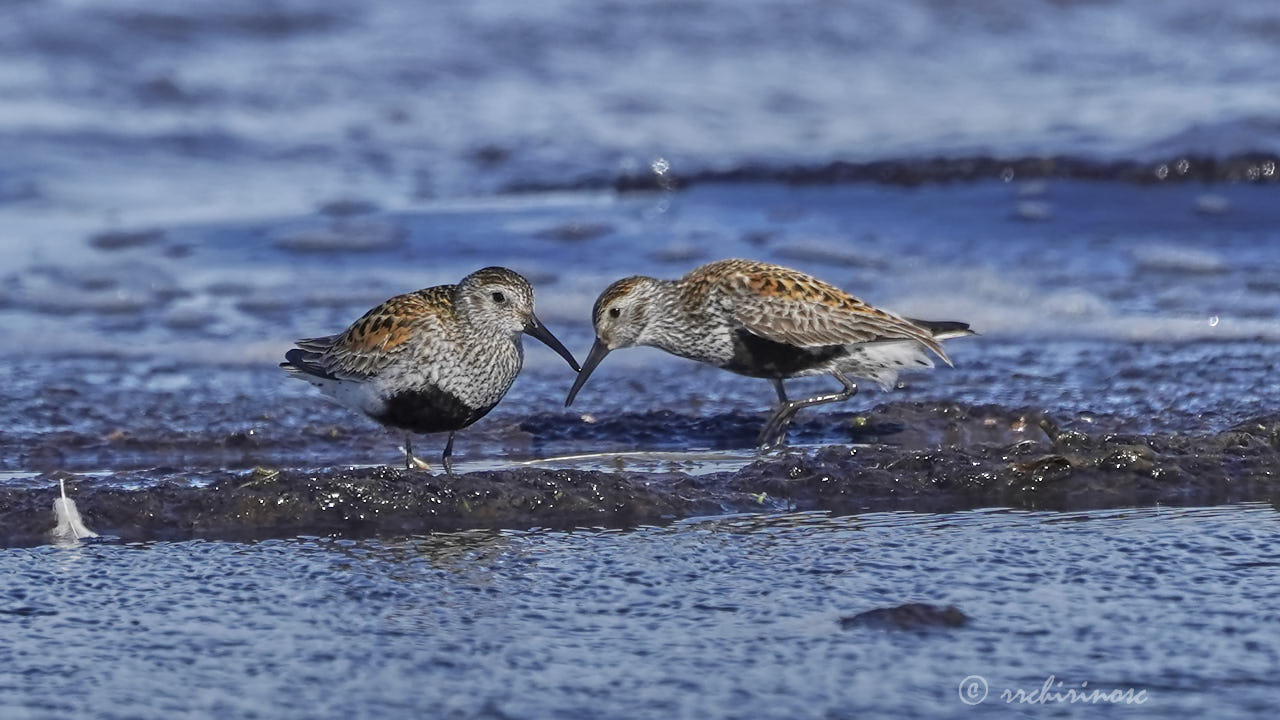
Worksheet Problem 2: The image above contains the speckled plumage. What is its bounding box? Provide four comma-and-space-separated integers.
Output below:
569, 259, 974, 448
282, 267, 579, 474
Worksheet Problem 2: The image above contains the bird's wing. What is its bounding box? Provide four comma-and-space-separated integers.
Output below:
303, 286, 454, 380
706, 260, 951, 364
293, 334, 343, 353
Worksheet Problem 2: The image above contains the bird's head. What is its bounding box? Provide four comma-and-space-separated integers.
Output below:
565, 275, 666, 406
455, 267, 579, 372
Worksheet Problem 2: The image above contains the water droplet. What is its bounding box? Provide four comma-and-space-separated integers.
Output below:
1209, 316, 1220, 327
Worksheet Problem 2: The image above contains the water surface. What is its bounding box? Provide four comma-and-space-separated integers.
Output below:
3, 505, 1278, 719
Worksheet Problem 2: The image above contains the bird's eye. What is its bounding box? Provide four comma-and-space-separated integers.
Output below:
608, 307, 621, 319
491, 292, 506, 303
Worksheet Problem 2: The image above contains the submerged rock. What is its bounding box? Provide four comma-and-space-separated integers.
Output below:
840, 604, 968, 631
88, 228, 166, 251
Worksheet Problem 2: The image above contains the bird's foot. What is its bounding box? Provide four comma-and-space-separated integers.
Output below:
756, 417, 794, 452
400, 446, 431, 471
756, 429, 790, 454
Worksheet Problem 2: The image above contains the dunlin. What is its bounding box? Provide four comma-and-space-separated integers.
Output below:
565, 259, 973, 448
283, 267, 580, 474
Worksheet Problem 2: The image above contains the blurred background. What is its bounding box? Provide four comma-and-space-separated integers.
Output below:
1, 0, 1279, 471
4, 0, 1280, 220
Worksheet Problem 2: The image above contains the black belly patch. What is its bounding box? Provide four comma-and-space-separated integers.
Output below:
722, 329, 845, 378
373, 387, 498, 434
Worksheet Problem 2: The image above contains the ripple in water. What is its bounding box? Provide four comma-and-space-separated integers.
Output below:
2, 504, 1277, 718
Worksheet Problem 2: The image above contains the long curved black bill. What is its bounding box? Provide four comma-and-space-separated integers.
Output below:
564, 338, 610, 407
524, 315, 581, 372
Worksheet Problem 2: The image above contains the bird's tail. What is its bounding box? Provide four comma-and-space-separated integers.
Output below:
280, 348, 336, 380
901, 318, 976, 366
841, 341, 936, 391
907, 318, 976, 341
844, 318, 975, 387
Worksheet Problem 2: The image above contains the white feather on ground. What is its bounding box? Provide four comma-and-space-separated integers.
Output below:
51, 478, 98, 541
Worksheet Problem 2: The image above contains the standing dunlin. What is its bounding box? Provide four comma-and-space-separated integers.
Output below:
282, 267, 580, 474
565, 259, 973, 448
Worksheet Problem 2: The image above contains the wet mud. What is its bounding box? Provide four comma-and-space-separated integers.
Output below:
4, 403, 1277, 547
510, 152, 1280, 194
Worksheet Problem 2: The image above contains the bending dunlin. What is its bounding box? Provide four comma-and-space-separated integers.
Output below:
283, 267, 579, 474
565, 259, 973, 448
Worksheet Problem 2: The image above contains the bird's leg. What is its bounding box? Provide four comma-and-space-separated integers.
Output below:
771, 378, 789, 406
761, 379, 790, 446
401, 433, 431, 470
757, 373, 858, 451
441, 431, 456, 477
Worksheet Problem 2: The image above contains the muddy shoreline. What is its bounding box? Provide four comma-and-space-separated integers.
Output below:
503, 152, 1280, 194
4, 404, 1276, 547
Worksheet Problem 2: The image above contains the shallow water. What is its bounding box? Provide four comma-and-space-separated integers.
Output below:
3, 505, 1278, 719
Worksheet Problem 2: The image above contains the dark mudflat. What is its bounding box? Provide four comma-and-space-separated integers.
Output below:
6, 404, 1277, 547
